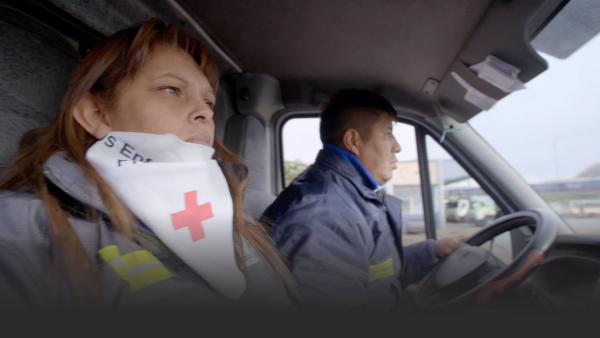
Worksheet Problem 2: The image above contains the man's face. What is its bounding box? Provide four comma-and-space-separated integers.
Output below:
356, 114, 401, 183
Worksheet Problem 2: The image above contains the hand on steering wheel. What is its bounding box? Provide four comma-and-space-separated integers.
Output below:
413, 209, 559, 309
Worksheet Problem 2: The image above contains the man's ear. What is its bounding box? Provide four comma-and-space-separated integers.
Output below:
72, 93, 112, 139
341, 129, 362, 156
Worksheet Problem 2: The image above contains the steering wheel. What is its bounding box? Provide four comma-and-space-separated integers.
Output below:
412, 209, 559, 309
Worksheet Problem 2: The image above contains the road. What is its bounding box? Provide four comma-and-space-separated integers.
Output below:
403, 216, 600, 246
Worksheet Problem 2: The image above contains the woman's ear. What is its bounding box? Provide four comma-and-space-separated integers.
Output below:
72, 93, 112, 139
341, 129, 362, 156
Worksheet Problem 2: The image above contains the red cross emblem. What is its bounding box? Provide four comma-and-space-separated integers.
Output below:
170, 191, 214, 241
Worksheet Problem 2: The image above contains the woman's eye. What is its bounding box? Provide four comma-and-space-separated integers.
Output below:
160, 86, 180, 95
205, 100, 215, 108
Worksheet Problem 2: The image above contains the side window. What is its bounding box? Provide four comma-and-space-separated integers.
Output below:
282, 117, 321, 186
425, 135, 501, 240
388, 123, 426, 244
281, 117, 427, 244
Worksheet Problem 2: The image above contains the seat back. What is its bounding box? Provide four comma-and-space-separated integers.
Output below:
0, 6, 79, 169
222, 73, 285, 220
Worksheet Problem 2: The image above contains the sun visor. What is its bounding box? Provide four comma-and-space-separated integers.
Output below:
438, 60, 506, 120
227, 73, 284, 123
435, 0, 565, 122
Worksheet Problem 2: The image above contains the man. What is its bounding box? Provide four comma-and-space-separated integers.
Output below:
262, 89, 463, 310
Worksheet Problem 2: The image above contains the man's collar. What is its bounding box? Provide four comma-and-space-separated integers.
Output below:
323, 143, 381, 190
316, 145, 386, 202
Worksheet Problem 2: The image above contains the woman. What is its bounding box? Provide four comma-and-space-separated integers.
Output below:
0, 18, 297, 310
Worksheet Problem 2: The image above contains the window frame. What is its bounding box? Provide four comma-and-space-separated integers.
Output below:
274, 109, 518, 240
273, 108, 321, 193
408, 116, 515, 240
415, 125, 437, 239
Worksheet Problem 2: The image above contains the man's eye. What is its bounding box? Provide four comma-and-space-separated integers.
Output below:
205, 100, 215, 108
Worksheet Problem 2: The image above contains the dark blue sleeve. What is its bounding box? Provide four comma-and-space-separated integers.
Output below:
271, 200, 372, 310
401, 239, 439, 287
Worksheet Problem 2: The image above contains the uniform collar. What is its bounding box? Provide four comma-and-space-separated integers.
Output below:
323, 143, 381, 190
43, 151, 108, 214
316, 146, 386, 202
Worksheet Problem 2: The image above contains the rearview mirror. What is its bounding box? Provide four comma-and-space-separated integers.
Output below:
532, 0, 600, 59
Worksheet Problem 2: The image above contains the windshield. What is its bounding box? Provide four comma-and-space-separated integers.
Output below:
470, 32, 600, 235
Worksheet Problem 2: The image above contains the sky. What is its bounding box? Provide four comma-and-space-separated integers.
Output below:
469, 34, 600, 183
283, 33, 600, 185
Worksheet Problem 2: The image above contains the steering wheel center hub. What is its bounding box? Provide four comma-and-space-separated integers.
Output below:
434, 247, 489, 289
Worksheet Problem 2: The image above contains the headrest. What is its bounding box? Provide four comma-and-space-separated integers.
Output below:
224, 114, 268, 191
227, 73, 284, 123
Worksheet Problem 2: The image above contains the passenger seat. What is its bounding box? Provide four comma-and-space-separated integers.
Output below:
0, 5, 79, 170
222, 73, 285, 221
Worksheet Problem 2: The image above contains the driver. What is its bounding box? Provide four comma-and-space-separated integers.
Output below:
262, 89, 464, 310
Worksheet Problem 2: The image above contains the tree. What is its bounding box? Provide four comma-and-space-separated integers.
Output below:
284, 160, 308, 185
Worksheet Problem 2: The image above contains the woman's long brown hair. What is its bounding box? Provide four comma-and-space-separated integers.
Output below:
0, 18, 297, 304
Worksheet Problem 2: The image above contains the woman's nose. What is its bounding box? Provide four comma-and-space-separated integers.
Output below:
189, 100, 214, 123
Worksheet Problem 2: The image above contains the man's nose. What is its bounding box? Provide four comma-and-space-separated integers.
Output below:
393, 138, 401, 153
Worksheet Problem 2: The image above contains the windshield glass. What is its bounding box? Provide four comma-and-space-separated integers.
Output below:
470, 32, 600, 235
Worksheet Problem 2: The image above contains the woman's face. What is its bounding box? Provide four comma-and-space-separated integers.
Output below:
103, 44, 216, 146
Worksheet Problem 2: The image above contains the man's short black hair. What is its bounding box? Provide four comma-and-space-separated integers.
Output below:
319, 89, 397, 145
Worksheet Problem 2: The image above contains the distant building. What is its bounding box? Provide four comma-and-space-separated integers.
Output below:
388, 159, 600, 229
577, 163, 600, 178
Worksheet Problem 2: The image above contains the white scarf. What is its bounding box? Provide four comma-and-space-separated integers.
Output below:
86, 131, 246, 299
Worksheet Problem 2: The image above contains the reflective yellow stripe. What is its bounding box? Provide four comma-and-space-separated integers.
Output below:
369, 258, 394, 282
99, 245, 172, 291
121, 250, 158, 268
129, 266, 173, 291
98, 245, 121, 260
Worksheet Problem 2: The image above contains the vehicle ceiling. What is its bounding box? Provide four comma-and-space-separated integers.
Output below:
185, 0, 494, 112
29, 0, 569, 121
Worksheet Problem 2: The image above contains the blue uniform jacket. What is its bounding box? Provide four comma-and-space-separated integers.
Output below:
263, 148, 439, 310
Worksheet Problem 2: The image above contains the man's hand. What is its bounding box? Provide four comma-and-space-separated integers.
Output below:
434, 236, 467, 257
